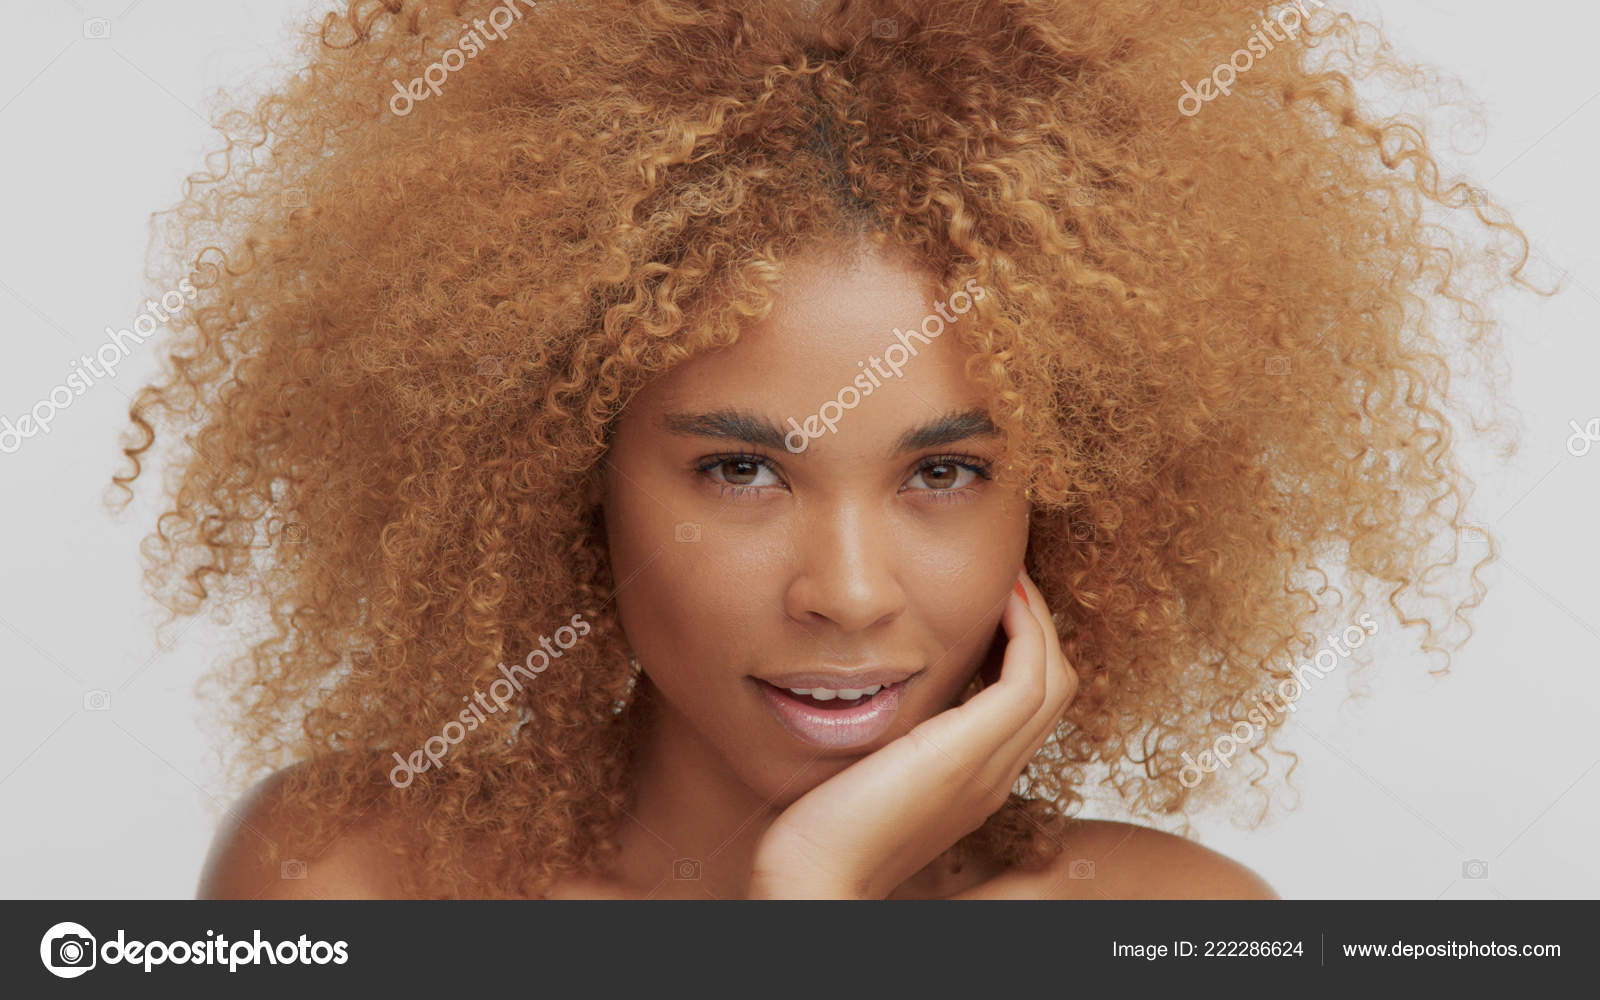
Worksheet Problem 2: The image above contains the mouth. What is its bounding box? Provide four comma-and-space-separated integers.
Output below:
751, 673, 918, 751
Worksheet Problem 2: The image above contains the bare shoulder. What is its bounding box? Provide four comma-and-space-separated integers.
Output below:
1052, 819, 1278, 899
196, 764, 407, 900
960, 819, 1278, 899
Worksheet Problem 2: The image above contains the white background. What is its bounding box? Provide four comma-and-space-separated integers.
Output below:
1, 0, 1595, 898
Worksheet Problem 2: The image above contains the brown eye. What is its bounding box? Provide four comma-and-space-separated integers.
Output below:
908, 459, 982, 492
919, 462, 961, 489
696, 453, 783, 494
719, 458, 762, 486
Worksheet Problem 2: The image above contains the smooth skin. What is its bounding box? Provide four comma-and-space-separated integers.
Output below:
198, 239, 1276, 900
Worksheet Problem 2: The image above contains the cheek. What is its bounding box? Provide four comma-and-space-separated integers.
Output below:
902, 515, 1027, 655
608, 511, 785, 671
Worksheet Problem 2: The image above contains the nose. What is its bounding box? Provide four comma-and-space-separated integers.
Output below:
783, 501, 906, 632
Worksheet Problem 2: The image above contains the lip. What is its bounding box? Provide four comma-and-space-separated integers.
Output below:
755, 666, 920, 690
753, 676, 914, 751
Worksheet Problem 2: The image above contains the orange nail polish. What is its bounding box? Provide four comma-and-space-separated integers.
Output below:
1014, 580, 1029, 606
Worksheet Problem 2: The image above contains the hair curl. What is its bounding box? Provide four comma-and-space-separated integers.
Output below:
112, 0, 1540, 897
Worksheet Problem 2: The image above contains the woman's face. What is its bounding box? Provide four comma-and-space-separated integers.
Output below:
601, 241, 1029, 802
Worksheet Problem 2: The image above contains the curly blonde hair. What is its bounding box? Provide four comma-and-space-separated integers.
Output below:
112, 0, 1537, 897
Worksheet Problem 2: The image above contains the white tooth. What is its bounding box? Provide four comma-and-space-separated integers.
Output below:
788, 688, 812, 696
837, 688, 865, 700
861, 684, 882, 696
809, 688, 838, 701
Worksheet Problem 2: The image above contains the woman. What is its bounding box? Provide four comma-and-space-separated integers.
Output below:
117, 0, 1531, 898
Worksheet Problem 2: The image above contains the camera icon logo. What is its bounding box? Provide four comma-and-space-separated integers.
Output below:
1567, 417, 1600, 457
83, 690, 111, 711
1462, 859, 1489, 879
871, 18, 900, 39
40, 922, 97, 978
281, 859, 308, 879
672, 858, 701, 880
1068, 859, 1096, 879
1264, 355, 1292, 375
83, 18, 111, 39
674, 522, 701, 543
1069, 521, 1101, 543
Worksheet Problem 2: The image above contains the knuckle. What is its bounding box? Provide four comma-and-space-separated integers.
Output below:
1054, 672, 1077, 710
1053, 656, 1078, 701
978, 779, 1011, 814
1024, 676, 1049, 716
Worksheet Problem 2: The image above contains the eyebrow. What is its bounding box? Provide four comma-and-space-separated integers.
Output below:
661, 407, 999, 455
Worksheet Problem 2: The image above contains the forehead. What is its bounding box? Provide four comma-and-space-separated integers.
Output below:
630, 246, 994, 449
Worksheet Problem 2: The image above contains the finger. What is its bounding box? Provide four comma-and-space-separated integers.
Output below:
976, 625, 1005, 688
903, 573, 1075, 807
944, 575, 1049, 731
907, 579, 1049, 799
906, 585, 1040, 759
999, 570, 1059, 736
1017, 569, 1075, 720
995, 571, 1076, 766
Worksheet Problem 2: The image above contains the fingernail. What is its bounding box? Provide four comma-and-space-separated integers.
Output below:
1014, 580, 1029, 606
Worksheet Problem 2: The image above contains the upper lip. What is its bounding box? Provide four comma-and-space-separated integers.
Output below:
756, 667, 920, 690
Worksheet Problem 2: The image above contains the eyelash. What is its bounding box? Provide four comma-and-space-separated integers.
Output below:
694, 451, 993, 504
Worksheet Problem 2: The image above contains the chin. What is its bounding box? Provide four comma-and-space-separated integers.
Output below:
743, 756, 854, 808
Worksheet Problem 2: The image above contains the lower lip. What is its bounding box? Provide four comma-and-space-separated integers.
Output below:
754, 679, 908, 750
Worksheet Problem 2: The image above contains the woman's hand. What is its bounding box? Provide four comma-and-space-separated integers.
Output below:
747, 569, 1077, 899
